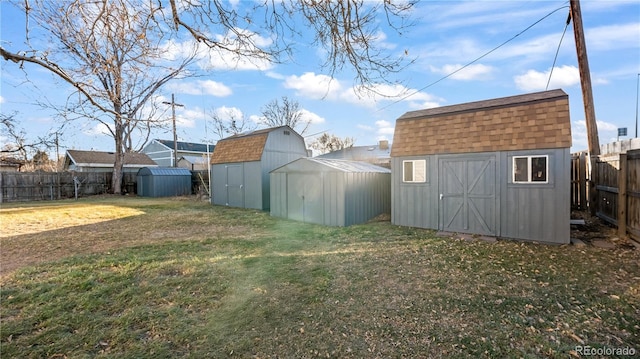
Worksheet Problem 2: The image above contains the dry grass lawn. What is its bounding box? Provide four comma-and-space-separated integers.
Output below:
1, 196, 639, 358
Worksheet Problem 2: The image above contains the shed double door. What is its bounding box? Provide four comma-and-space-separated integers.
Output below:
287, 174, 323, 224
439, 156, 497, 236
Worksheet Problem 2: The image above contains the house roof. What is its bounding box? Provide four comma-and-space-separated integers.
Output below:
65, 150, 157, 168
178, 155, 209, 165
0, 156, 26, 167
316, 143, 391, 162
137, 167, 192, 176
210, 126, 296, 165
154, 139, 213, 153
391, 89, 572, 157
272, 158, 391, 174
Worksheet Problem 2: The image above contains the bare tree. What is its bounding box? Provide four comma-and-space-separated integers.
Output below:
1, 113, 57, 162
1, 0, 415, 192
259, 96, 311, 135
309, 133, 355, 155
207, 107, 256, 140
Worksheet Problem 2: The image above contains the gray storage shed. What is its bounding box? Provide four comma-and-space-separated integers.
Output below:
210, 126, 308, 210
137, 167, 192, 197
270, 158, 391, 226
391, 89, 572, 244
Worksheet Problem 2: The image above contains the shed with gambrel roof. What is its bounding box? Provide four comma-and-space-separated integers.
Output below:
210, 126, 307, 210
391, 89, 572, 244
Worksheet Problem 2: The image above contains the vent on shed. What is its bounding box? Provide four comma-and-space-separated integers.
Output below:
284, 130, 291, 135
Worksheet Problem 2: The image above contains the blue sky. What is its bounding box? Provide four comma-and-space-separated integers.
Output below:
1, 1, 639, 157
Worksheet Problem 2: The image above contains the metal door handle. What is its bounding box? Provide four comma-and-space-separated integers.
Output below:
440, 193, 443, 200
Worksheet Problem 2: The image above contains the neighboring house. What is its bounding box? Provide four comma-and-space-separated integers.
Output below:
142, 139, 214, 168
64, 150, 157, 172
177, 155, 210, 171
391, 89, 572, 244
316, 140, 392, 168
270, 158, 391, 226
210, 126, 307, 210
0, 157, 25, 172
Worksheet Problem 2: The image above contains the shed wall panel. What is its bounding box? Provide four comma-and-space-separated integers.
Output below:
270, 159, 389, 226
391, 157, 438, 229
260, 130, 308, 210
392, 148, 569, 243
243, 162, 263, 210
500, 148, 570, 243
270, 172, 288, 218
211, 164, 227, 206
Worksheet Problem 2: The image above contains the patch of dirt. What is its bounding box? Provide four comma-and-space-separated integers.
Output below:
570, 210, 637, 250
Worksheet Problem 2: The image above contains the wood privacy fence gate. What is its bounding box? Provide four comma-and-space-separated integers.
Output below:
573, 149, 640, 242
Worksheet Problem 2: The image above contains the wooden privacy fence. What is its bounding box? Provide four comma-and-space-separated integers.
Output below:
571, 152, 587, 210
592, 149, 640, 242
0, 172, 137, 203
0, 170, 210, 202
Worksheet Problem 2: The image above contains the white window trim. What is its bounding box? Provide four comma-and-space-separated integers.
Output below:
512, 155, 549, 184
402, 159, 427, 183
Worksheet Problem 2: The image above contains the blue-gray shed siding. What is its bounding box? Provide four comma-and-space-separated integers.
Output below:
211, 128, 307, 210
391, 148, 570, 244
211, 161, 262, 209
271, 166, 391, 227
137, 167, 192, 197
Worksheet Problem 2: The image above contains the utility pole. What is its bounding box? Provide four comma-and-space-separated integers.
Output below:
570, 0, 600, 156
569, 0, 600, 215
162, 94, 184, 167
636, 74, 640, 138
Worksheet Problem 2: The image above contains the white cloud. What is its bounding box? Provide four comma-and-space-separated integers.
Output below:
83, 123, 112, 137
514, 65, 580, 91
375, 120, 395, 136
430, 63, 494, 81
284, 72, 343, 100
168, 80, 232, 97
0, 95, 4, 104
586, 23, 640, 51
162, 29, 275, 71
299, 109, 325, 125
572, 118, 621, 151
212, 106, 244, 122
357, 124, 375, 131
375, 120, 392, 128
199, 28, 274, 71
177, 107, 204, 128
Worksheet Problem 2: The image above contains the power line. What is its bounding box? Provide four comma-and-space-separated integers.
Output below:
378, 4, 570, 112
546, 12, 572, 90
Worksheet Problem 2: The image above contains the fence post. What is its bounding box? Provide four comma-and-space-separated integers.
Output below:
618, 153, 627, 238
589, 155, 597, 216
579, 152, 586, 210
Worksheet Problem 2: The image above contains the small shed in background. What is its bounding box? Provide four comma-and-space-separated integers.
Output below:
270, 158, 391, 226
210, 126, 307, 210
391, 89, 572, 244
137, 167, 192, 197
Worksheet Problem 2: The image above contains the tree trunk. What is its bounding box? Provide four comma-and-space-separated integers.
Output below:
112, 117, 124, 194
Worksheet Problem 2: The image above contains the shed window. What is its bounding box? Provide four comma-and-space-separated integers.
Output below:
513, 155, 548, 183
403, 160, 426, 183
